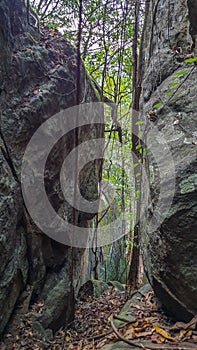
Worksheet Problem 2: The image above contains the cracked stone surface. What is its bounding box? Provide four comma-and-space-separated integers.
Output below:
140, 0, 197, 321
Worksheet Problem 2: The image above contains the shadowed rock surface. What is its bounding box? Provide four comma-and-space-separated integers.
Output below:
0, 0, 103, 335
141, 0, 197, 321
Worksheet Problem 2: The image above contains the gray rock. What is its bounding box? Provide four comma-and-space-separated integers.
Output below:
39, 281, 74, 331
0, 0, 103, 335
140, 0, 197, 321
101, 341, 197, 350
92, 279, 109, 297
78, 279, 108, 299
0, 147, 28, 335
101, 342, 140, 350
108, 280, 125, 292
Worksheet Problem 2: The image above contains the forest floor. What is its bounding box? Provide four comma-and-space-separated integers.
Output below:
1, 284, 197, 350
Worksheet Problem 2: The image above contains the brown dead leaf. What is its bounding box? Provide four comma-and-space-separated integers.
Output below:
76, 341, 83, 350
132, 321, 139, 327
134, 330, 154, 338
141, 318, 150, 328
180, 329, 187, 338
192, 334, 197, 342
151, 333, 158, 343
49, 29, 58, 35
123, 326, 135, 339
187, 330, 193, 337
157, 334, 166, 344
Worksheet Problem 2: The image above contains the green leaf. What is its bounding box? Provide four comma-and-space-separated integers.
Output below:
89, 16, 95, 23
169, 82, 179, 88
173, 71, 188, 77
137, 131, 143, 138
184, 56, 197, 63
133, 163, 139, 169
135, 121, 145, 125
48, 22, 58, 29
165, 91, 172, 96
135, 189, 141, 198
135, 144, 141, 150
152, 102, 163, 109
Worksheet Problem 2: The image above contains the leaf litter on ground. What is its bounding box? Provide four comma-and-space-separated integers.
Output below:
1, 285, 197, 350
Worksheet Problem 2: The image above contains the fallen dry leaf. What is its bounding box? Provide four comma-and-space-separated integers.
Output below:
153, 324, 174, 341
134, 330, 153, 338
123, 326, 135, 339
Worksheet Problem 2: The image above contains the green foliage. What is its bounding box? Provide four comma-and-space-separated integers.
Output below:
173, 71, 188, 77
137, 131, 143, 138
184, 56, 197, 63
32, 0, 135, 104
135, 189, 140, 199
135, 144, 141, 150
152, 102, 163, 109
135, 121, 145, 125
169, 82, 179, 88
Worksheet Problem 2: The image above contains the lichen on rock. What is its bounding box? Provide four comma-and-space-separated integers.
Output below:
140, 0, 197, 321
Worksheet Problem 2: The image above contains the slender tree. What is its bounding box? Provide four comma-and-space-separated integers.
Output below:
128, 0, 150, 289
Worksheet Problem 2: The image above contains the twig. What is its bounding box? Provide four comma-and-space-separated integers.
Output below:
61, 330, 66, 349
110, 315, 194, 350
110, 314, 147, 349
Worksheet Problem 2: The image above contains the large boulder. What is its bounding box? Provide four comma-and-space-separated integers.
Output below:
141, 0, 197, 321
0, 0, 103, 335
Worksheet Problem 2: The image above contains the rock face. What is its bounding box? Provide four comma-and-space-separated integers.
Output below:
0, 0, 103, 335
141, 0, 197, 321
